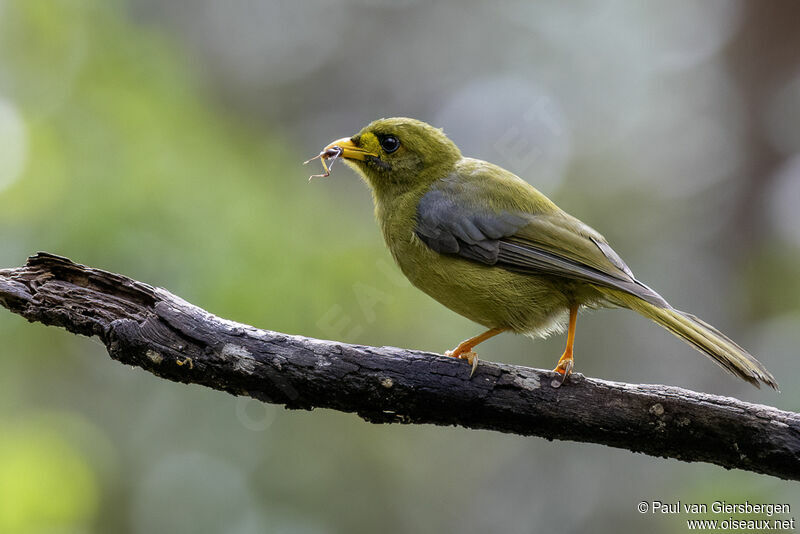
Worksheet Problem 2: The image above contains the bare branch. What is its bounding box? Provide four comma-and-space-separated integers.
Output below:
1, 252, 798, 480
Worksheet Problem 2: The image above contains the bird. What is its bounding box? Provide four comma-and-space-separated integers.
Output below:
305, 117, 777, 389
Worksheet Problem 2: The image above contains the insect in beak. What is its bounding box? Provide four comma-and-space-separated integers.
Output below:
304, 146, 343, 180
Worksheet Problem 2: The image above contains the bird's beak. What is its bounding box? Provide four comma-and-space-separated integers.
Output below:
304, 136, 379, 179
322, 137, 377, 161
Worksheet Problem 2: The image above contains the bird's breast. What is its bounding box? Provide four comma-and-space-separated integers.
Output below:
378, 200, 571, 335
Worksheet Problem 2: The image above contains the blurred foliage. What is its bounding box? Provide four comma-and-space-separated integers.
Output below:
0, 0, 432, 339
1, 1, 798, 533
0, 416, 98, 533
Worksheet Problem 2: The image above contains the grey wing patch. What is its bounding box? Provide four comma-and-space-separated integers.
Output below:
590, 236, 633, 277
496, 240, 667, 307
414, 189, 669, 307
414, 189, 527, 264
497, 241, 620, 284
588, 237, 668, 306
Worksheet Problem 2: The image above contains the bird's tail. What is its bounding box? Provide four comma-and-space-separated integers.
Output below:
609, 291, 778, 389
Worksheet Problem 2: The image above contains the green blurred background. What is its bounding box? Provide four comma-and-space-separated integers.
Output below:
1, 1, 799, 532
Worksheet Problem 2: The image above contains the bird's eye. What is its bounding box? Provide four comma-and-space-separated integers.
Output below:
379, 135, 400, 154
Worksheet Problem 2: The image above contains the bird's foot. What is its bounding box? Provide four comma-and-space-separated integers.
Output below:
444, 328, 506, 378
445, 348, 479, 377
553, 357, 573, 385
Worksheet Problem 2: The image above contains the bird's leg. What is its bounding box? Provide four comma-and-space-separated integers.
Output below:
445, 327, 506, 377
554, 304, 579, 383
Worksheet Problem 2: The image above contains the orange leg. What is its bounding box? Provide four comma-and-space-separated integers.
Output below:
554, 304, 579, 383
445, 327, 506, 377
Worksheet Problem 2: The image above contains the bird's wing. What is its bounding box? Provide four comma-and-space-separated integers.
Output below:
415, 180, 667, 307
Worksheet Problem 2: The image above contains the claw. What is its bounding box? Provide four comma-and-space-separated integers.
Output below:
559, 362, 572, 385
463, 351, 479, 377
553, 358, 573, 385
445, 349, 479, 378
444, 327, 505, 379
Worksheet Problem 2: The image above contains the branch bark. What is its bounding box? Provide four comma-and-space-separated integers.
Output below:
1, 252, 798, 480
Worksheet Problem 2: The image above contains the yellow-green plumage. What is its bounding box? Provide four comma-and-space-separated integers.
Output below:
377, 157, 583, 336
327, 117, 777, 389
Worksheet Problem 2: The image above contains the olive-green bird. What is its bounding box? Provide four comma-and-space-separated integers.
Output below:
307, 117, 777, 389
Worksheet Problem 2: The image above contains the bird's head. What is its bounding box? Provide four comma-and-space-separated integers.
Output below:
309, 117, 461, 196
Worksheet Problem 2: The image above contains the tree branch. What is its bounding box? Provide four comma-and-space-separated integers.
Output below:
1, 252, 798, 480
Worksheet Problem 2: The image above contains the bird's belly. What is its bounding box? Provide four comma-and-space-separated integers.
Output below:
393, 239, 572, 336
